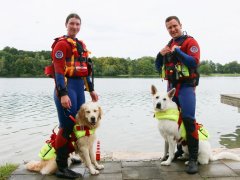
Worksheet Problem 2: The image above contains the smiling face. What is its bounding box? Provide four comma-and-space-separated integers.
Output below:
165, 19, 182, 39
65, 17, 81, 38
151, 85, 176, 111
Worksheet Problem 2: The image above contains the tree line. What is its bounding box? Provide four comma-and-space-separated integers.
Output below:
0, 46, 239, 77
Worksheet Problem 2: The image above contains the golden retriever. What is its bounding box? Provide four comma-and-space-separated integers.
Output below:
26, 101, 104, 175
74, 101, 104, 175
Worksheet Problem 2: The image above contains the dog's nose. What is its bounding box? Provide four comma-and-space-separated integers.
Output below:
91, 117, 96, 123
156, 102, 161, 109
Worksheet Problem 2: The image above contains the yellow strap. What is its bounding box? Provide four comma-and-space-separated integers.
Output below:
83, 77, 89, 91
69, 55, 75, 76
73, 125, 95, 139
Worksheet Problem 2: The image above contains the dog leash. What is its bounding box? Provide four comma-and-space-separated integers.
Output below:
63, 109, 77, 123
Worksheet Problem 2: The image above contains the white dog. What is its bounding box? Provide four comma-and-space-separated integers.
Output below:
151, 85, 240, 166
26, 101, 104, 175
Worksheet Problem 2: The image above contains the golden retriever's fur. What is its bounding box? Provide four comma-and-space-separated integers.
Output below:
25, 158, 57, 175
26, 101, 104, 175
74, 101, 104, 175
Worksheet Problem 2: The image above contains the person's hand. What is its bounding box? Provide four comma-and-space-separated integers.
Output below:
171, 45, 181, 52
61, 95, 72, 109
90, 91, 98, 102
160, 46, 171, 56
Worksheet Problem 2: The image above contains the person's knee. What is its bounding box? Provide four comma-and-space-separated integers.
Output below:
182, 117, 195, 132
61, 126, 74, 138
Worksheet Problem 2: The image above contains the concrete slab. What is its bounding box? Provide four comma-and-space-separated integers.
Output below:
122, 166, 161, 179
153, 160, 186, 172
9, 158, 240, 180
222, 159, 240, 170
160, 171, 202, 180
96, 161, 122, 174
83, 173, 122, 180
122, 160, 155, 167
10, 174, 44, 180
206, 178, 240, 180
42, 175, 67, 180
199, 163, 238, 178
221, 94, 240, 112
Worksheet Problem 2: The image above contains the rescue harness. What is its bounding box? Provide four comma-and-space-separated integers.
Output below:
161, 35, 199, 87
154, 109, 209, 144
38, 125, 96, 160
44, 36, 93, 79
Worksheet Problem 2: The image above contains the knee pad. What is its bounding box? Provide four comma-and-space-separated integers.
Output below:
55, 128, 73, 149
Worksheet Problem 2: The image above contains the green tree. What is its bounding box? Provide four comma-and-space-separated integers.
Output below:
224, 61, 240, 73
199, 64, 212, 75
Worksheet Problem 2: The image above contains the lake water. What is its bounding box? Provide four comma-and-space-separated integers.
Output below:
0, 77, 240, 165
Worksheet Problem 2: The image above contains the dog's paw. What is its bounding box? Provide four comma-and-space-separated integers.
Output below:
90, 169, 99, 175
160, 161, 171, 166
160, 156, 168, 161
96, 164, 104, 170
184, 161, 189, 165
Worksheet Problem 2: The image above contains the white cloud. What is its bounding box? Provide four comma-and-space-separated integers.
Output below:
0, 0, 240, 64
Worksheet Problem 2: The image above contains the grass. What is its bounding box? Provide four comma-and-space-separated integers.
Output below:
0, 163, 18, 180
210, 73, 240, 77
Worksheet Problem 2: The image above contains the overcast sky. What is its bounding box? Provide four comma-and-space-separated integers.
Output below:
0, 0, 239, 64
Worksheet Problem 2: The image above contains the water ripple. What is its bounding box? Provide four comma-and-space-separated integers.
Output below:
1, 77, 240, 165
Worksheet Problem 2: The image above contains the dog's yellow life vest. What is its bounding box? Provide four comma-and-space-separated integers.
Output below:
38, 143, 56, 160
38, 125, 95, 160
154, 109, 179, 121
73, 125, 95, 139
154, 109, 209, 141
180, 123, 209, 141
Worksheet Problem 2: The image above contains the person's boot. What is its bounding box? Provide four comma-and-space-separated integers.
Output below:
183, 118, 199, 174
173, 144, 184, 160
55, 128, 82, 179
187, 159, 198, 174
71, 158, 82, 165
55, 168, 82, 179
186, 138, 198, 174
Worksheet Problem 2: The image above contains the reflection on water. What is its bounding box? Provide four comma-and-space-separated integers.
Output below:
0, 77, 240, 165
220, 126, 240, 148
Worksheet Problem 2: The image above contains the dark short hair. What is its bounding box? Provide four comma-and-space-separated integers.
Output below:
165, 16, 181, 24
65, 13, 81, 24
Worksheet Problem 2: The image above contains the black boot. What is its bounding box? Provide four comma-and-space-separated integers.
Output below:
56, 168, 82, 179
56, 148, 82, 179
187, 159, 198, 174
183, 118, 199, 174
71, 158, 82, 165
55, 128, 82, 179
174, 144, 184, 160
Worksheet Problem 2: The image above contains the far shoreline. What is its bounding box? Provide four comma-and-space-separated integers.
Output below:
0, 73, 240, 78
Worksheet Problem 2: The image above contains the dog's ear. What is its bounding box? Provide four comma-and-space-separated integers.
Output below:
168, 88, 176, 99
76, 105, 86, 123
98, 106, 103, 120
151, 85, 157, 95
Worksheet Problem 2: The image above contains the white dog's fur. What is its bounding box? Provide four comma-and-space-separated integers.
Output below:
26, 101, 104, 175
151, 85, 240, 166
